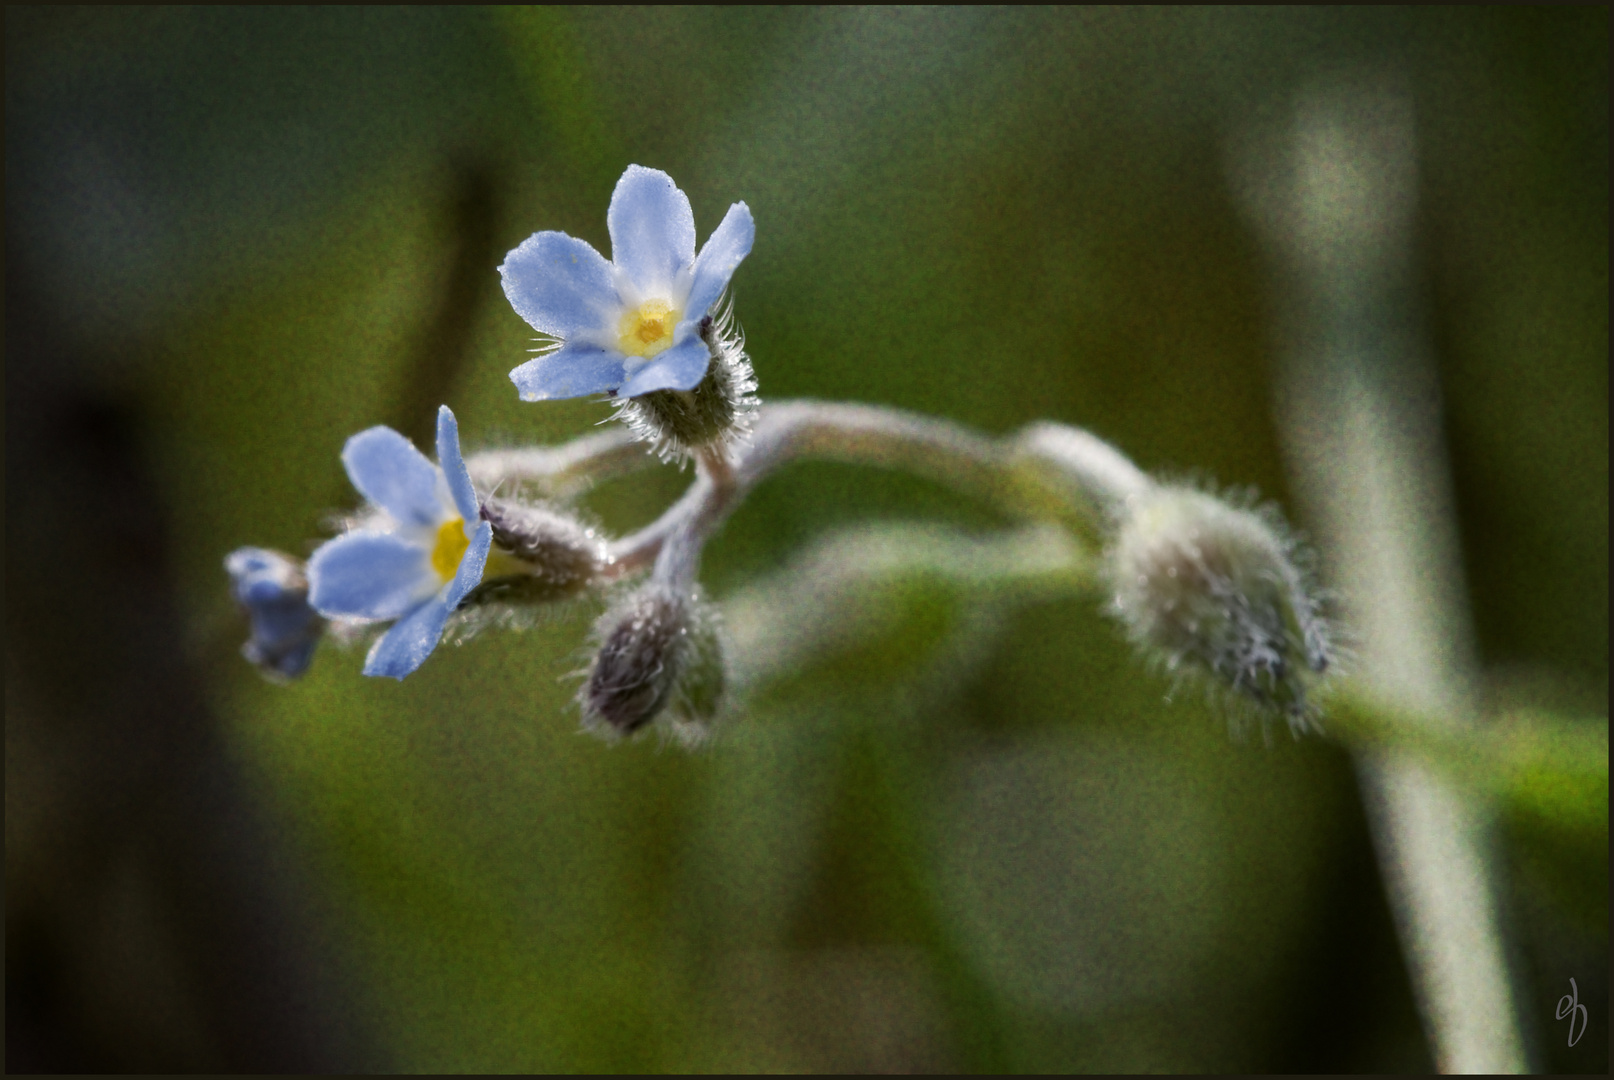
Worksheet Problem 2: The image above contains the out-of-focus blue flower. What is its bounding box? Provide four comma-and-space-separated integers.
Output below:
308, 405, 492, 680
225, 547, 322, 680
499, 165, 754, 401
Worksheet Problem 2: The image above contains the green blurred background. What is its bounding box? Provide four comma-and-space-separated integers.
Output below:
6, 7, 1605, 1072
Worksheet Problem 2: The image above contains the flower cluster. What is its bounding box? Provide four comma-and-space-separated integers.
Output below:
226, 167, 752, 718
224, 163, 1336, 745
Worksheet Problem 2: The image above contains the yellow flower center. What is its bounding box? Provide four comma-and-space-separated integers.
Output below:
616, 299, 679, 358
431, 517, 470, 582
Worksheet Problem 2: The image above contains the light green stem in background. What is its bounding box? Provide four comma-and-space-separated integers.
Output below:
1237, 77, 1532, 1073
1320, 686, 1608, 837
722, 520, 1096, 695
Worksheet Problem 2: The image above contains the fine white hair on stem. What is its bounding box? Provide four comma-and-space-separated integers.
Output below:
465, 425, 652, 498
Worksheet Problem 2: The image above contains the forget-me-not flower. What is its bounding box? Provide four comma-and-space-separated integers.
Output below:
499, 165, 754, 401
307, 405, 493, 680
225, 547, 322, 680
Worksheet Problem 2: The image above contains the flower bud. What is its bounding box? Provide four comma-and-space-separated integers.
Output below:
581, 583, 725, 739
1108, 486, 1333, 729
463, 497, 606, 606
225, 547, 324, 680
611, 301, 758, 460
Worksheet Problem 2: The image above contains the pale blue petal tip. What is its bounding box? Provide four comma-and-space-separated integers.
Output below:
618, 336, 714, 398
307, 531, 435, 621
342, 426, 441, 527
608, 165, 697, 296
510, 343, 628, 401
685, 201, 755, 319
499, 230, 619, 339
436, 405, 479, 526
362, 594, 454, 680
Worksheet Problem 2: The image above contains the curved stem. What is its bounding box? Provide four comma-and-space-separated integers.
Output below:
603, 399, 1141, 577
738, 401, 1010, 501
466, 425, 650, 498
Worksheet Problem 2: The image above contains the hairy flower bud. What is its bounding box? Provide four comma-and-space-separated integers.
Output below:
582, 583, 725, 740
225, 547, 323, 680
1108, 486, 1333, 730
463, 497, 606, 606
610, 301, 758, 461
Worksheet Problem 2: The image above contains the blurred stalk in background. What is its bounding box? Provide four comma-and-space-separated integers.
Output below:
1236, 75, 1528, 1072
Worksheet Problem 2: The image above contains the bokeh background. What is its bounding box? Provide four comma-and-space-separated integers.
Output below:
6, 7, 1606, 1072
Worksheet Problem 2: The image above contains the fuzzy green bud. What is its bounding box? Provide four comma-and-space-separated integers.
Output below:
582, 584, 725, 739
460, 497, 606, 607
1109, 486, 1332, 728
611, 302, 758, 461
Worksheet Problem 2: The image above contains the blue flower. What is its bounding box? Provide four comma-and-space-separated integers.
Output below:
307, 405, 493, 680
499, 165, 754, 401
225, 547, 322, 680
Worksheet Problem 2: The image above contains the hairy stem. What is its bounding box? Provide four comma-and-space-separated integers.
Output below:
600, 399, 1144, 579
466, 425, 651, 498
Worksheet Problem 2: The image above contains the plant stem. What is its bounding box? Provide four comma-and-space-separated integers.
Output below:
600, 400, 1138, 579
1237, 78, 1530, 1072
465, 425, 650, 497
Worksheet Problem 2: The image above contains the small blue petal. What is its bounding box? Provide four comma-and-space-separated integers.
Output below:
307, 531, 435, 620
225, 547, 322, 679
685, 201, 754, 319
361, 524, 489, 680
499, 231, 619, 338
436, 405, 478, 529
608, 165, 696, 297
509, 342, 628, 401
617, 335, 713, 397
342, 427, 441, 527
363, 593, 453, 680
